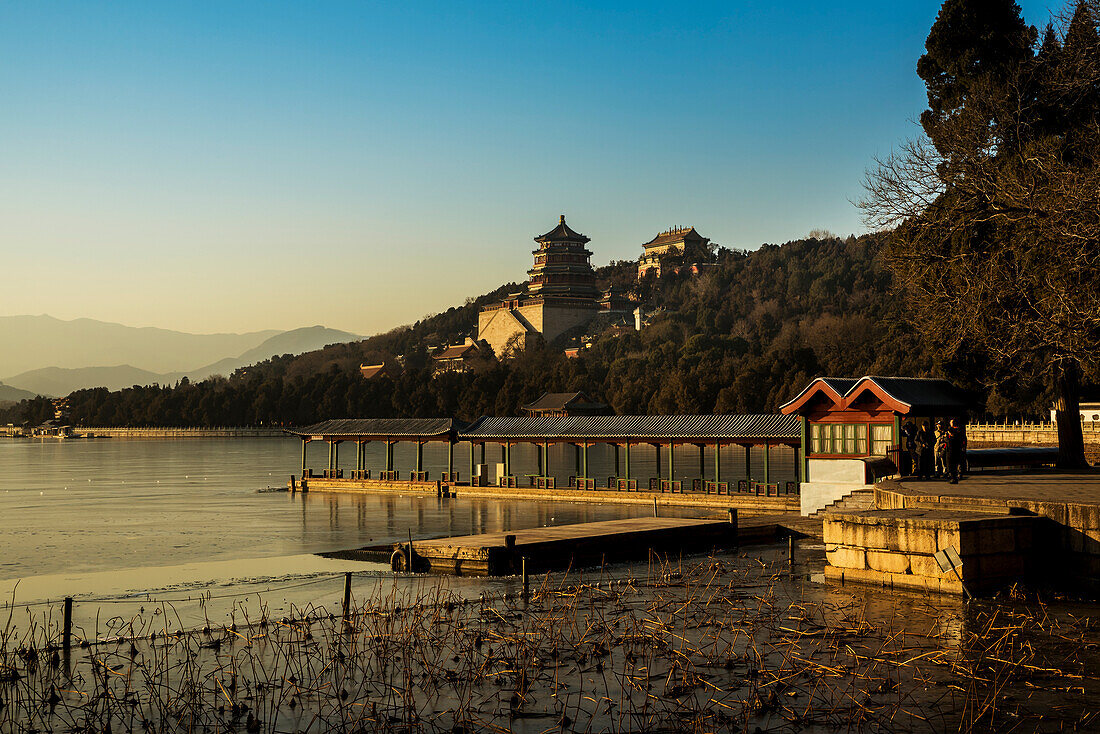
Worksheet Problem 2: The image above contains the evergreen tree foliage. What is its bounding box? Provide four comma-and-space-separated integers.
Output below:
861, 0, 1100, 467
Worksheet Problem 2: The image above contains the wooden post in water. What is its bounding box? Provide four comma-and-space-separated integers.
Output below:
653, 497, 658, 517
763, 442, 770, 485
62, 597, 73, 651
342, 572, 352, 623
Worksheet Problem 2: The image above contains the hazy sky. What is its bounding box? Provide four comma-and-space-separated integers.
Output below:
0, 1, 1058, 336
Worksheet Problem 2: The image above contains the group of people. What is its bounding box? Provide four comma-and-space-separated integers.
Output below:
901, 418, 967, 484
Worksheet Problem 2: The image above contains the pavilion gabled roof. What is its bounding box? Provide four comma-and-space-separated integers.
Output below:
521, 391, 604, 412
434, 343, 479, 361
780, 376, 970, 416
285, 418, 464, 440
535, 215, 590, 245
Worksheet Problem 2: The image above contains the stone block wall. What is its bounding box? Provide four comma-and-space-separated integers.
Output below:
823, 510, 1043, 595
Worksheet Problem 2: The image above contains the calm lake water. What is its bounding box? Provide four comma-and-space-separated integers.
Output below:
0, 437, 704, 604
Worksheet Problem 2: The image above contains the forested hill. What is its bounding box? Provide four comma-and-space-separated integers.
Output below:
5, 234, 951, 427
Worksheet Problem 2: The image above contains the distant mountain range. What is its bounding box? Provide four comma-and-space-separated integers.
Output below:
0, 318, 359, 397
0, 382, 38, 406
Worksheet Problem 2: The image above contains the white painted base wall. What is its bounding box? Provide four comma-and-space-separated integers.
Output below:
800, 481, 874, 516
799, 458, 873, 516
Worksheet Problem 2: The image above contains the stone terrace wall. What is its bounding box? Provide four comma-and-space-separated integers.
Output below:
79, 427, 287, 438
967, 423, 1100, 463
824, 510, 1041, 595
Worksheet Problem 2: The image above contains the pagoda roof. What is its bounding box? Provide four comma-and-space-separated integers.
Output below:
535, 215, 590, 245
643, 226, 708, 248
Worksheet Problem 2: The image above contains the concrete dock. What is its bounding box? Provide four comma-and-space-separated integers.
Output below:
401, 517, 744, 575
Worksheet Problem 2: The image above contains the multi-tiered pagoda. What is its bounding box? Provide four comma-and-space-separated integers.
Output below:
478, 215, 619, 356
526, 215, 600, 302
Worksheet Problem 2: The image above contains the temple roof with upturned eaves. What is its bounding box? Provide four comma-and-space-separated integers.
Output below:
642, 226, 708, 249
535, 215, 591, 245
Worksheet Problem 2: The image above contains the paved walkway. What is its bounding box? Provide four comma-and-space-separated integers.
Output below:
881, 470, 1100, 506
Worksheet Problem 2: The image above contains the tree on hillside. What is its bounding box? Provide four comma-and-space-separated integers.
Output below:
860, 0, 1100, 468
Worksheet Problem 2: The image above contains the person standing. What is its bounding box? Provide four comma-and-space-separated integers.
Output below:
901, 421, 917, 477
934, 422, 949, 478
946, 419, 965, 484
915, 421, 933, 479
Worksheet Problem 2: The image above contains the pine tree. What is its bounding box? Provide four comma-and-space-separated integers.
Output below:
861, 0, 1100, 468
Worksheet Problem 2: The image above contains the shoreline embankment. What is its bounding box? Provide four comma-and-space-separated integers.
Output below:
1, 426, 288, 439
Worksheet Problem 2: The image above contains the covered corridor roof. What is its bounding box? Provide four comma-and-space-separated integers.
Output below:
285, 418, 463, 440
285, 414, 801, 443
461, 414, 799, 442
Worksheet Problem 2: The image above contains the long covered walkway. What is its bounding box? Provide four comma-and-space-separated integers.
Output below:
285, 413, 803, 495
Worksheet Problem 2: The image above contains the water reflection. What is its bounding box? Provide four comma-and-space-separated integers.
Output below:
0, 438, 703, 580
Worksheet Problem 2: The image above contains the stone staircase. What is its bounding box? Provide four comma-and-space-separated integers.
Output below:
809, 489, 876, 518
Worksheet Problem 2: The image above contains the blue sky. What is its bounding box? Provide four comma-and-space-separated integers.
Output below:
0, 0, 1059, 335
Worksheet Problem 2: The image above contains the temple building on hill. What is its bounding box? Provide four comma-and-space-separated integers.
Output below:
637, 226, 711, 278
432, 337, 484, 375
478, 215, 627, 356
521, 391, 611, 417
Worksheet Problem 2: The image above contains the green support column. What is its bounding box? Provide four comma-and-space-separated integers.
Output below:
714, 443, 721, 484
698, 444, 705, 480
447, 440, 454, 477
334, 441, 340, 473
799, 416, 808, 484
654, 443, 661, 480
504, 442, 511, 477
574, 444, 581, 475
469, 442, 475, 485
744, 444, 751, 482
624, 442, 631, 481
386, 441, 394, 472
763, 442, 770, 484
301, 439, 307, 476
416, 442, 424, 473
543, 441, 550, 476
614, 444, 620, 477
328, 441, 333, 470
581, 442, 588, 479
